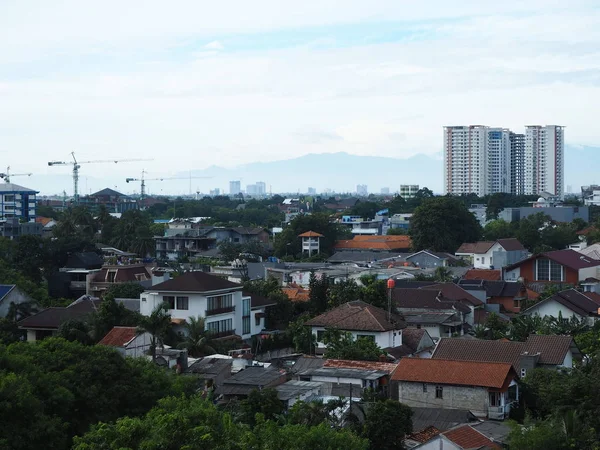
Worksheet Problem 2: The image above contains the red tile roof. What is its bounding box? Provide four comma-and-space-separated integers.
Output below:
335, 235, 412, 251
391, 358, 515, 389
463, 269, 502, 281
282, 286, 310, 302
408, 426, 441, 444
443, 425, 501, 449
323, 359, 399, 374
98, 326, 137, 347
305, 300, 405, 332
298, 231, 324, 238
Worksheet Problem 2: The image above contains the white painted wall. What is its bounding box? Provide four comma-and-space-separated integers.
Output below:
579, 266, 600, 281
311, 326, 402, 350
415, 436, 461, 450
561, 349, 573, 369
124, 332, 153, 358
524, 299, 592, 325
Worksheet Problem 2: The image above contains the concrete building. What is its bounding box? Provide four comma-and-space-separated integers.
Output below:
356, 184, 368, 196
499, 205, 589, 223
455, 238, 528, 269
229, 180, 241, 196
0, 182, 37, 222
487, 128, 511, 194
510, 132, 525, 195
307, 187, 317, 195
524, 125, 565, 198
299, 230, 323, 257
443, 125, 488, 196
399, 185, 419, 198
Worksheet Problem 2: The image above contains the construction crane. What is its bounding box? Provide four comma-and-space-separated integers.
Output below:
0, 166, 33, 183
48, 152, 152, 203
126, 170, 212, 203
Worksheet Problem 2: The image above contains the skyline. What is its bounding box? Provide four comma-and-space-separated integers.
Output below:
1, 1, 600, 187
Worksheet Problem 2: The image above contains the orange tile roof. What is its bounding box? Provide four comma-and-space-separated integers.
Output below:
408, 426, 441, 444
324, 359, 399, 373
98, 326, 137, 347
298, 230, 324, 238
335, 235, 412, 251
282, 286, 310, 302
35, 216, 53, 226
443, 425, 501, 449
391, 358, 515, 389
463, 269, 502, 281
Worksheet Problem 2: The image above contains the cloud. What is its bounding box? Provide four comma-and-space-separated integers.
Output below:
204, 40, 224, 50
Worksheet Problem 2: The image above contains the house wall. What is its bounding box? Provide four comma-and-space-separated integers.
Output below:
125, 333, 153, 358
0, 287, 32, 318
311, 326, 402, 350
415, 437, 462, 450
285, 386, 322, 408
580, 267, 600, 281
512, 258, 578, 284
489, 295, 520, 313
407, 253, 446, 269
562, 350, 573, 369
524, 299, 592, 325
398, 381, 489, 418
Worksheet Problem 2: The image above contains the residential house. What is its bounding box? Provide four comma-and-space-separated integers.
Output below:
276, 380, 323, 408
0, 284, 35, 318
215, 366, 287, 401
295, 359, 399, 398
141, 271, 275, 341
420, 283, 484, 320
522, 288, 600, 326
462, 269, 502, 281
409, 408, 479, 436
432, 335, 580, 378
455, 238, 528, 269
334, 235, 412, 253
304, 300, 406, 353
411, 424, 501, 450
458, 279, 538, 314
392, 358, 519, 419
49, 252, 104, 298
18, 295, 101, 342
386, 328, 436, 361
89, 264, 156, 298
578, 243, 600, 261
405, 250, 458, 269
98, 326, 152, 358
185, 356, 234, 391
503, 249, 600, 284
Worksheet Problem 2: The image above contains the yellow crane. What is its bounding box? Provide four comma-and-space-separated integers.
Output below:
48, 152, 152, 203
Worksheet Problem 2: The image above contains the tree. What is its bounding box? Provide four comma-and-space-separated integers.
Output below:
287, 317, 316, 354
322, 329, 384, 361
57, 319, 93, 345
482, 219, 515, 241
177, 316, 216, 357
485, 193, 506, 221
137, 302, 171, 361
309, 272, 330, 315
362, 400, 413, 450
104, 282, 146, 299
239, 388, 284, 426
433, 266, 453, 282
218, 240, 244, 263
507, 417, 573, 450
409, 197, 481, 252
273, 213, 345, 258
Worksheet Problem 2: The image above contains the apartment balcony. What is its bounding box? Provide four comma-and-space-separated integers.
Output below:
209, 329, 236, 339
206, 306, 235, 316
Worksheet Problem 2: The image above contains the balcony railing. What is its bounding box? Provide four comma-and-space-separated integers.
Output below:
488, 405, 508, 420
208, 329, 236, 339
205, 306, 235, 316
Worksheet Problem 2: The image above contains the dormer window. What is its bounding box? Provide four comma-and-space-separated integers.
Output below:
107, 271, 117, 282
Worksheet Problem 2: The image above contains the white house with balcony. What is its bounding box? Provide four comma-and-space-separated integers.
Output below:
140, 271, 275, 341
299, 230, 323, 257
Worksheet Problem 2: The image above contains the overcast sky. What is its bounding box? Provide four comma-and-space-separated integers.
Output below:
1, 1, 599, 193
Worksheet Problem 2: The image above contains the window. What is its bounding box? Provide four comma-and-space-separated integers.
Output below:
357, 335, 375, 342
255, 315, 261, 326
4, 195, 14, 202
481, 257, 485, 264
317, 330, 325, 342
176, 296, 189, 310
207, 294, 233, 312
423, 383, 428, 393
107, 271, 117, 283
535, 258, 563, 281
163, 295, 175, 309
435, 386, 443, 399
206, 318, 233, 335
513, 299, 522, 309
242, 298, 251, 334
521, 368, 527, 378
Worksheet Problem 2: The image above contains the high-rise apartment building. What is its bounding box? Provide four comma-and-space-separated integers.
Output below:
399, 185, 419, 198
229, 180, 241, 196
443, 126, 488, 196
356, 184, 368, 196
444, 125, 564, 198
510, 132, 525, 195
525, 125, 564, 197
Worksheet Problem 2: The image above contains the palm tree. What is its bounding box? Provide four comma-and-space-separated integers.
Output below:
137, 302, 171, 362
433, 266, 453, 282
177, 316, 216, 357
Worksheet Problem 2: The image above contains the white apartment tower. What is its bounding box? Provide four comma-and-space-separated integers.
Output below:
524, 125, 565, 198
510, 132, 525, 195
443, 126, 488, 196
487, 128, 511, 194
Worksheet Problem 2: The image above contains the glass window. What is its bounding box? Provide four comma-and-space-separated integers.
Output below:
206, 318, 233, 334
176, 296, 189, 310
163, 296, 175, 309
423, 383, 427, 393
435, 386, 443, 399
207, 294, 233, 311
242, 298, 250, 317
317, 330, 325, 341
4, 195, 14, 202
536, 258, 563, 281
242, 317, 250, 335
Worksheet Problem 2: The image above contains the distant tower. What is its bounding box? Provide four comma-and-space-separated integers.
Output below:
299, 231, 324, 257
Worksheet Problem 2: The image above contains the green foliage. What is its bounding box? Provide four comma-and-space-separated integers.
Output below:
177, 316, 216, 357
57, 319, 93, 345
322, 329, 384, 361
386, 227, 407, 235
287, 399, 345, 427
507, 417, 574, 450
309, 272, 330, 315
409, 196, 482, 252
362, 400, 413, 450
273, 213, 344, 258
244, 277, 295, 329
91, 296, 142, 342
239, 388, 284, 427
482, 219, 515, 241
104, 282, 145, 299
137, 302, 172, 361
0, 338, 195, 450
287, 316, 316, 354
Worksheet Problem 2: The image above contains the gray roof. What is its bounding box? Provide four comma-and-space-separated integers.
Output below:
290, 356, 325, 374
328, 251, 405, 264
472, 421, 511, 445
403, 312, 461, 325
299, 367, 388, 381
411, 407, 479, 433
275, 380, 322, 401
186, 357, 233, 376
115, 298, 140, 313
222, 366, 283, 386
0, 182, 38, 193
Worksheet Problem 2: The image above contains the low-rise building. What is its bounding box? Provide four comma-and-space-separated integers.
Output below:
499, 205, 589, 223
98, 326, 152, 358
0, 284, 35, 318
215, 366, 287, 401
455, 238, 528, 269
412, 423, 501, 450
522, 288, 600, 326
405, 250, 458, 269
386, 328, 435, 360
392, 358, 518, 420
275, 380, 323, 408
304, 300, 406, 352
458, 279, 538, 313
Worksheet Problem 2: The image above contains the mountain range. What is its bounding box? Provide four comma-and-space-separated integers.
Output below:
23, 145, 600, 196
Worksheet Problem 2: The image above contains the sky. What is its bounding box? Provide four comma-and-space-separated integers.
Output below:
1, 1, 599, 195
